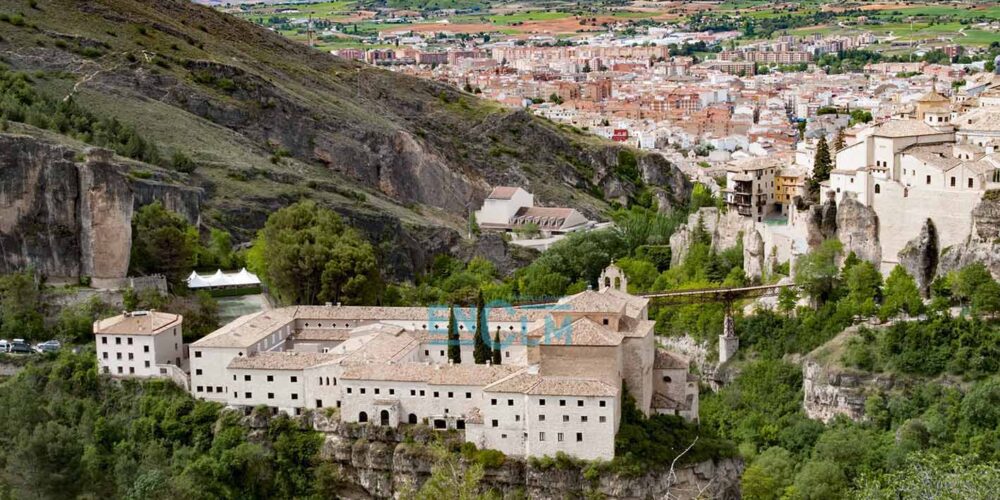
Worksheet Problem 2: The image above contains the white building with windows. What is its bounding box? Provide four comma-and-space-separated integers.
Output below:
94, 311, 187, 387
99, 264, 698, 461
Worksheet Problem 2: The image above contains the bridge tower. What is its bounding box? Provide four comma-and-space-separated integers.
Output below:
718, 304, 739, 364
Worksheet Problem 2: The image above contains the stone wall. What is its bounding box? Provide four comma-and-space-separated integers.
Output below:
310, 413, 744, 499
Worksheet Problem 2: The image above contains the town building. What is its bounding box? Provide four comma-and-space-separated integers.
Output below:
722, 156, 787, 222
97, 265, 698, 461
94, 311, 188, 387
474, 186, 595, 248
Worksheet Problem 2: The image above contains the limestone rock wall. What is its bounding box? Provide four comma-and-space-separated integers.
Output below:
0, 134, 202, 284
940, 191, 1000, 279
898, 219, 938, 295
836, 193, 881, 265
313, 415, 743, 500
802, 359, 897, 423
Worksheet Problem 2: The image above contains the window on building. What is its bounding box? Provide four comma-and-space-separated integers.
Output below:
926, 175, 931, 185
195, 369, 202, 375
115, 337, 121, 345
245, 392, 252, 399
599, 401, 606, 407
539, 414, 545, 421
129, 367, 135, 374
602, 318, 609, 325
102, 352, 108, 359
951, 176, 956, 187
433, 391, 439, 398
557, 433, 564, 442
374, 388, 380, 395
582, 416, 588, 423
448, 392, 454, 398
424, 350, 429, 356
194, 351, 202, 358
577, 432, 583, 442
508, 399, 514, 406
268, 393, 274, 399
290, 376, 298, 383
216, 386, 222, 393
291, 394, 298, 400
420, 390, 425, 396
491, 398, 497, 405
516, 415, 521, 422
144, 361, 150, 368
244, 375, 251, 381
439, 350, 444, 356
197, 386, 204, 392
127, 337, 133, 345
101, 337, 107, 344
465, 392, 471, 399
389, 389, 395, 395
360, 388, 366, 394
563, 415, 569, 422
411, 390, 417, 396
492, 419, 499, 428
117, 367, 123, 374
116, 353, 122, 360
969, 178, 974, 188
875, 184, 881, 194
347, 388, 352, 394
539, 432, 545, 442
577, 400, 583, 407
600, 416, 607, 423
559, 400, 566, 407
316, 400, 323, 408
539, 399, 546, 406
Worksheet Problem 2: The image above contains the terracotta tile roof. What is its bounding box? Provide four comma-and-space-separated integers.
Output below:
652, 391, 691, 411
292, 328, 353, 342
192, 310, 294, 348
340, 362, 519, 386
531, 317, 624, 347
558, 290, 627, 314
872, 119, 942, 138
654, 349, 689, 370
527, 377, 618, 397
228, 351, 342, 370
599, 288, 649, 317
93, 311, 181, 336
487, 186, 521, 199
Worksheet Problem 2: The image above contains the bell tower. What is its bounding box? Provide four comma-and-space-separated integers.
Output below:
599, 262, 627, 293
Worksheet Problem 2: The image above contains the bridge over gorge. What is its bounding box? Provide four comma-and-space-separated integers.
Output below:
637, 282, 799, 363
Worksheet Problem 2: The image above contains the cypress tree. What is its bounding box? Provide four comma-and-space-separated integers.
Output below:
809, 136, 833, 194
473, 290, 490, 364
492, 331, 502, 365
833, 128, 845, 152
447, 306, 461, 364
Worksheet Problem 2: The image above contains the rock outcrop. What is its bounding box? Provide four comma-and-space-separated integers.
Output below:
310, 416, 744, 500
940, 190, 1000, 279
0, 134, 201, 286
669, 208, 748, 268
898, 218, 938, 295
836, 193, 881, 265
806, 191, 838, 249
743, 228, 765, 281
803, 359, 898, 423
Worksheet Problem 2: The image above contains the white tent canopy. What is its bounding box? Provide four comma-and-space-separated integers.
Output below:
186, 268, 261, 289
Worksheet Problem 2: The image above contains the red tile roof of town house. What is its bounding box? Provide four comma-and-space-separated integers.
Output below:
487, 186, 521, 199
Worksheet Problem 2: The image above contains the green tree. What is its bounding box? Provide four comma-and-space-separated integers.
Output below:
880, 265, 923, 320
0, 271, 45, 340
794, 239, 843, 306
809, 136, 832, 194
833, 128, 845, 152
129, 201, 199, 290
843, 261, 882, 318
742, 447, 796, 500
777, 286, 798, 313
251, 201, 381, 305
793, 460, 848, 500
447, 307, 461, 364
853, 453, 1000, 499
972, 279, 1000, 318
492, 331, 502, 365
950, 263, 992, 308
406, 443, 493, 500
473, 290, 490, 364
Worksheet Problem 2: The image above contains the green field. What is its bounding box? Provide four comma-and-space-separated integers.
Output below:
487, 11, 572, 25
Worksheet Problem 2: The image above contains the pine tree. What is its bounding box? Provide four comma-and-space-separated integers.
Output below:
492, 331, 502, 365
447, 307, 461, 364
809, 136, 833, 194
833, 128, 845, 152
473, 290, 490, 364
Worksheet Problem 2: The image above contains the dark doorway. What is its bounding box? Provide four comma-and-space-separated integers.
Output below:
380, 410, 390, 426
358, 411, 368, 423
408, 413, 418, 424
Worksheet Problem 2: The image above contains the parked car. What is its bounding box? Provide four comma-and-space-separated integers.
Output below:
0, 339, 9, 353
9, 339, 31, 354
35, 340, 61, 353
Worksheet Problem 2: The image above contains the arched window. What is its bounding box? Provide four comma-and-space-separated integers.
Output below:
358, 411, 368, 423
380, 410, 390, 426
662, 376, 672, 383
408, 413, 418, 424
874, 184, 881, 194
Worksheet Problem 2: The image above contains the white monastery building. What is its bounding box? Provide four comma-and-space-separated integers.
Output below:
95, 264, 698, 461
94, 310, 189, 388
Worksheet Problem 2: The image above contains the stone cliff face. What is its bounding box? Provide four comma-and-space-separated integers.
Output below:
898, 219, 938, 295
802, 359, 897, 423
308, 414, 743, 499
940, 191, 1000, 279
836, 193, 881, 265
0, 134, 201, 285
668, 208, 747, 269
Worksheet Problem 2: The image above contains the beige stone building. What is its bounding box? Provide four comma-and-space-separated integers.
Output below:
92, 264, 698, 461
